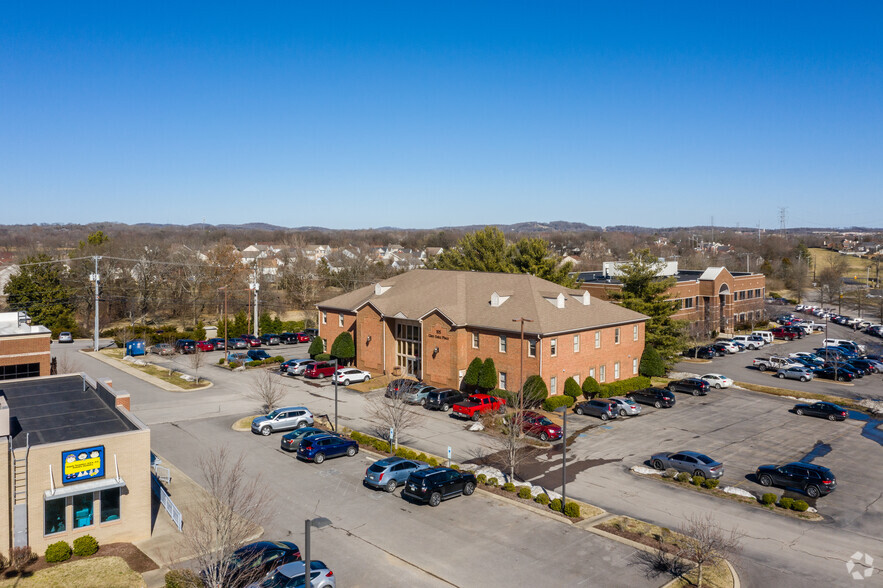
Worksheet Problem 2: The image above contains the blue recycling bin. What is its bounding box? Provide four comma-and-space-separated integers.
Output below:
126, 339, 146, 356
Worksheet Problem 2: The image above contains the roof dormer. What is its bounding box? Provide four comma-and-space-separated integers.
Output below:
542, 292, 566, 309
571, 291, 590, 306
490, 291, 511, 307
374, 283, 392, 296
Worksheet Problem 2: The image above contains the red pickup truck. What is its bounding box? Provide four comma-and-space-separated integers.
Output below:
452, 394, 506, 421
771, 327, 798, 341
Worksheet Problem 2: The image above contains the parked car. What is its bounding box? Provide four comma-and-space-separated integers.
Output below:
241, 334, 262, 347
789, 351, 823, 364
814, 366, 856, 382
783, 326, 805, 339
247, 560, 335, 588
385, 378, 419, 398
228, 338, 248, 349
712, 341, 739, 354
755, 461, 836, 497
279, 332, 300, 344
58, 331, 74, 343
847, 359, 878, 374
303, 361, 338, 379
776, 366, 814, 382
794, 401, 848, 421
207, 540, 302, 587
451, 394, 506, 421
247, 349, 272, 361
294, 332, 312, 343
732, 335, 763, 350
752, 356, 800, 372
683, 346, 715, 359
208, 337, 226, 350
520, 410, 563, 441
573, 398, 619, 421
423, 388, 467, 412
771, 327, 798, 341
608, 396, 642, 416
175, 339, 196, 354
699, 374, 733, 389
251, 407, 314, 436
227, 352, 253, 364
401, 383, 437, 405
650, 450, 724, 479
150, 343, 175, 356
280, 427, 333, 452
303, 328, 319, 339
260, 333, 281, 346
364, 456, 429, 493
667, 378, 709, 396
628, 387, 676, 408
285, 359, 316, 376
195, 340, 214, 352
280, 358, 302, 373
332, 368, 372, 385
402, 467, 477, 506
297, 433, 359, 463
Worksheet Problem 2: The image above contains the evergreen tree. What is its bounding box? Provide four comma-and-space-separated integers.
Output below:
521, 375, 548, 408
478, 357, 498, 391
463, 357, 483, 391
581, 376, 601, 398
563, 377, 581, 398
609, 249, 687, 364
639, 345, 666, 377
4, 253, 77, 334
308, 336, 325, 358
510, 237, 576, 287
330, 332, 355, 365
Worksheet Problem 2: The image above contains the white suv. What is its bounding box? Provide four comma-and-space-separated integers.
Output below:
732, 335, 764, 350
251, 407, 314, 436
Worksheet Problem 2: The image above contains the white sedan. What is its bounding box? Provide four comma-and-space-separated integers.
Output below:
332, 368, 372, 385
700, 374, 733, 389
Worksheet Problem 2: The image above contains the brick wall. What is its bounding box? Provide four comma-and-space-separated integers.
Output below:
317, 310, 356, 356
0, 334, 51, 376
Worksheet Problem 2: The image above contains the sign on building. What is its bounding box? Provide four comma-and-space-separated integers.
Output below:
62, 445, 105, 484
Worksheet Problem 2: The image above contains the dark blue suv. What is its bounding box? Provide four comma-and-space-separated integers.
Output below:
297, 434, 359, 464
247, 349, 272, 361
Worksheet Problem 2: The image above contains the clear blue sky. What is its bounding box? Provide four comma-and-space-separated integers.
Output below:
2, 2, 882, 230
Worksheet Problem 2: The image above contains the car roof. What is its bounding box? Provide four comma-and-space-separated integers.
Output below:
237, 540, 298, 553
787, 461, 832, 473
678, 450, 712, 460
276, 560, 328, 577
307, 433, 343, 442
376, 456, 409, 466
276, 406, 309, 412
411, 466, 454, 478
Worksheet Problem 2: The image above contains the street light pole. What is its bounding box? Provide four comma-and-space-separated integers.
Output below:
332, 358, 339, 431
512, 317, 534, 416
304, 519, 310, 583
556, 405, 567, 511
219, 286, 228, 365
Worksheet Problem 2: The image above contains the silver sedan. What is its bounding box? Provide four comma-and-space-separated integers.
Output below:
776, 366, 814, 382
608, 396, 642, 416
650, 450, 724, 479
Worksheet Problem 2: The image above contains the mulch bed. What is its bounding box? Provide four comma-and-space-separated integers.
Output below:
596, 523, 686, 558
5, 543, 158, 578
479, 484, 584, 522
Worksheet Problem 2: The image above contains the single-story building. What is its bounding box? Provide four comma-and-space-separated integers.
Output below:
317, 269, 648, 394
0, 312, 51, 380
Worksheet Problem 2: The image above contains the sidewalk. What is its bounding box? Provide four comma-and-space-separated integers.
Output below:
136, 454, 263, 587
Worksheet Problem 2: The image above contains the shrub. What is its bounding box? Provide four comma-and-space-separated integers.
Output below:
563, 377, 582, 399
479, 358, 498, 392
7, 546, 34, 572
675, 472, 691, 483
450, 464, 460, 470
44, 541, 72, 563
542, 395, 575, 412
691, 475, 703, 486
165, 569, 205, 588
535, 493, 550, 505
308, 336, 325, 357
476, 474, 487, 484
662, 468, 678, 479
563, 501, 581, 518
639, 346, 666, 377
250, 360, 264, 367
761, 493, 777, 505
549, 498, 563, 512
522, 375, 548, 407
778, 497, 794, 510
502, 482, 516, 493
272, 356, 284, 363
417, 453, 428, 462
581, 376, 601, 398
463, 358, 483, 391
518, 486, 532, 499
314, 353, 331, 361
330, 332, 355, 362
791, 500, 809, 512
217, 357, 224, 365
427, 457, 439, 467
487, 477, 498, 487
72, 535, 99, 557
488, 388, 515, 406
703, 478, 720, 489
596, 376, 652, 398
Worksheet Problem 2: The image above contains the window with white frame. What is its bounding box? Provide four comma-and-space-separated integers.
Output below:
615, 328, 621, 344
573, 373, 580, 386
550, 338, 557, 357
321, 312, 327, 324
633, 358, 638, 375
499, 335, 507, 353
528, 339, 537, 357
550, 376, 557, 396
594, 331, 601, 348
472, 332, 479, 349
338, 314, 344, 327
633, 324, 639, 341
599, 365, 606, 382
573, 334, 580, 353
499, 372, 507, 390
589, 367, 595, 379
614, 361, 620, 379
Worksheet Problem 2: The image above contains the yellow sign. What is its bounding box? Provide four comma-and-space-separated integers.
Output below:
64, 457, 101, 476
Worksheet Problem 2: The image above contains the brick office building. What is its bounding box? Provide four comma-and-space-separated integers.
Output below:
317, 269, 648, 395
0, 312, 51, 380
577, 261, 766, 338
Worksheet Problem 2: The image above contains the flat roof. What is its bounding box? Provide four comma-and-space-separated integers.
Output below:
1, 375, 140, 449
576, 268, 755, 285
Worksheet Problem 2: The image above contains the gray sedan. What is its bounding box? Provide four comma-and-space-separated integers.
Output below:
608, 396, 641, 416
776, 366, 814, 382
650, 450, 724, 479
364, 457, 429, 493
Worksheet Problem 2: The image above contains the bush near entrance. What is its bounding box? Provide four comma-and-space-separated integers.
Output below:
639, 346, 666, 377
522, 375, 548, 407
330, 332, 355, 365
563, 377, 581, 399
45, 541, 72, 563
581, 376, 601, 398
542, 395, 574, 411
479, 358, 498, 392
308, 337, 325, 358
463, 358, 483, 392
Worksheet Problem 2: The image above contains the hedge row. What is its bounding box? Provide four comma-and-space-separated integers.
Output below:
349, 431, 442, 466
476, 476, 580, 518
542, 395, 575, 411
593, 376, 652, 399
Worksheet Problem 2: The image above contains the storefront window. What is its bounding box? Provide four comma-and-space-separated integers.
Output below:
73, 493, 94, 528
45, 498, 66, 535
101, 488, 121, 523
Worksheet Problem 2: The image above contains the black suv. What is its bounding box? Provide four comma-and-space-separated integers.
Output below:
667, 378, 709, 396
755, 461, 836, 498
402, 467, 477, 506
175, 339, 196, 354
683, 346, 715, 360
424, 388, 467, 412
628, 387, 676, 408
279, 332, 299, 344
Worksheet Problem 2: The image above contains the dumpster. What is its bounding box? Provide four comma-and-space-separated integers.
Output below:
126, 339, 146, 356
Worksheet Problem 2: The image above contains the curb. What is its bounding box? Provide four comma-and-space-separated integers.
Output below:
82, 350, 213, 392
475, 487, 583, 525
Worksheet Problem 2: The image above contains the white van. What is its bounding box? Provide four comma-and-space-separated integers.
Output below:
822, 339, 865, 354
752, 331, 774, 344
732, 334, 764, 350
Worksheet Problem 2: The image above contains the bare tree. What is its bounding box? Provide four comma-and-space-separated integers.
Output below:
677, 513, 743, 588
190, 348, 206, 384
247, 370, 285, 412
177, 449, 273, 588
55, 353, 82, 375
366, 383, 425, 450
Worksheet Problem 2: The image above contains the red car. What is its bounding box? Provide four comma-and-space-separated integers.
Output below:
196, 340, 215, 352
452, 394, 506, 421
303, 361, 338, 379
241, 334, 262, 347
295, 332, 311, 343
771, 327, 798, 341
520, 410, 562, 442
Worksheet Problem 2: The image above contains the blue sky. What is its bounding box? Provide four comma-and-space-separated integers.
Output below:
2, 2, 882, 229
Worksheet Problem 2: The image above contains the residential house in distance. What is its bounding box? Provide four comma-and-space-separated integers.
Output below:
317, 269, 648, 395
576, 261, 766, 338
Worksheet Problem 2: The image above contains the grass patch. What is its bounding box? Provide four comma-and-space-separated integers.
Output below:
233, 415, 261, 431
810, 248, 875, 284
671, 560, 733, 588
138, 364, 208, 390
0, 556, 144, 588
735, 381, 867, 413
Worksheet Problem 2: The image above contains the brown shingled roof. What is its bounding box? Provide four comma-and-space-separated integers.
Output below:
318, 269, 647, 335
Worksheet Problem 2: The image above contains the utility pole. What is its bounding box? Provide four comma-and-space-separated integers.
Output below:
219, 286, 228, 365
252, 259, 260, 337
512, 317, 534, 417
90, 256, 101, 352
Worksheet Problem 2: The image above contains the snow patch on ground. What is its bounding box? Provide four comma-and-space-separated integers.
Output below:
668, 371, 699, 380
858, 399, 883, 415
467, 421, 485, 431
723, 486, 755, 498
631, 465, 663, 475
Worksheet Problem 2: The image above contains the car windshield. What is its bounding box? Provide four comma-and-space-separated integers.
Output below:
696, 454, 715, 464
538, 418, 553, 426
368, 463, 385, 473
267, 410, 282, 419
